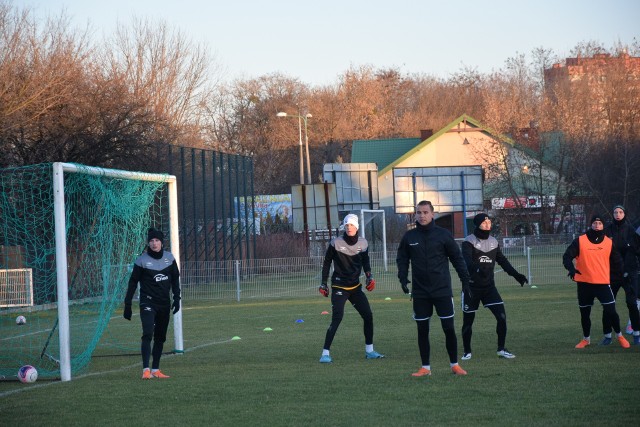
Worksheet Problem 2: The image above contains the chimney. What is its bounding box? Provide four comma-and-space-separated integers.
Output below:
420, 129, 433, 140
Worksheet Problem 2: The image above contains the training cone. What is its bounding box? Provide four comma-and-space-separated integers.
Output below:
385, 297, 392, 301
231, 336, 241, 340
531, 285, 538, 289
295, 319, 304, 323
321, 311, 329, 315
263, 327, 273, 331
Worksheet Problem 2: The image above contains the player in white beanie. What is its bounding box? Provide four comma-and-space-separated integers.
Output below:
318, 213, 383, 363
343, 213, 359, 230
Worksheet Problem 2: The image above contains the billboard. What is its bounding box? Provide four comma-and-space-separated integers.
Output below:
322, 163, 379, 212
235, 194, 292, 223
393, 166, 484, 214
491, 195, 556, 210
291, 183, 340, 232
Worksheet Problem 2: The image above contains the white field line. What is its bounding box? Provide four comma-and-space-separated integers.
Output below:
0, 336, 235, 399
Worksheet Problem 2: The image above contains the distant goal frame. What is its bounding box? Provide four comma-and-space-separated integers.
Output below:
358, 209, 387, 271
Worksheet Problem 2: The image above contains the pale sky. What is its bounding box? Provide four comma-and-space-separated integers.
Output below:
20, 0, 640, 86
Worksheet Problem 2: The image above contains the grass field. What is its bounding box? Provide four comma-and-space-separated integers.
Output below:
1, 282, 638, 426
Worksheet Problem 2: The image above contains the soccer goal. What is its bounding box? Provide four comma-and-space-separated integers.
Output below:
0, 163, 181, 382
0, 268, 33, 307
358, 209, 387, 271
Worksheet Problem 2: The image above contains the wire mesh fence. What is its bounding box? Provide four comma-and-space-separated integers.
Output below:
180, 234, 577, 301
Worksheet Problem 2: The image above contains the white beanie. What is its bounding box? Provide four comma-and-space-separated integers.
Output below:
343, 214, 359, 230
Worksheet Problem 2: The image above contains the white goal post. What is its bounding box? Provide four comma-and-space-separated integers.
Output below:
358, 209, 387, 272
0, 268, 34, 307
53, 163, 182, 381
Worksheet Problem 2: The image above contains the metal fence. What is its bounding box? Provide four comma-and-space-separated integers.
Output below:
143, 143, 256, 262
180, 234, 577, 301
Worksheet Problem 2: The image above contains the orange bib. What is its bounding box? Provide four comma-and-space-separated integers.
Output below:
574, 234, 612, 284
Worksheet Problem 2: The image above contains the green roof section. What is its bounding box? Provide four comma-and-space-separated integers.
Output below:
351, 137, 422, 171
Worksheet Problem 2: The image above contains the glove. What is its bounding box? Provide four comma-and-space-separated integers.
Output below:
365, 272, 375, 291
123, 304, 132, 321
172, 298, 180, 314
568, 268, 581, 281
319, 283, 329, 297
462, 282, 472, 299
514, 273, 528, 286
400, 279, 410, 295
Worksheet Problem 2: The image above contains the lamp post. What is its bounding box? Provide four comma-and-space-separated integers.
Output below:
277, 111, 312, 184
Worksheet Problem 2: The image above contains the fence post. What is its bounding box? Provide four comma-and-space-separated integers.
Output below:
235, 260, 241, 302
526, 247, 532, 285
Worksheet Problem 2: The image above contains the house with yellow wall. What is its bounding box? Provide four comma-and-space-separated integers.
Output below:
351, 114, 562, 237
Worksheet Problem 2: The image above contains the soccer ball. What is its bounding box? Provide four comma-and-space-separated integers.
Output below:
18, 365, 38, 383
16, 315, 26, 325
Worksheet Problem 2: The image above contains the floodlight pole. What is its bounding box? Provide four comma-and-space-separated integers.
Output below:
303, 115, 312, 184
277, 111, 312, 185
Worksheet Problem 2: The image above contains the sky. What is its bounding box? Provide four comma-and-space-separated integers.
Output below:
20, 0, 640, 86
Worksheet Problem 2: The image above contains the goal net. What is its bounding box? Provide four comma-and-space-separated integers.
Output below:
0, 163, 180, 381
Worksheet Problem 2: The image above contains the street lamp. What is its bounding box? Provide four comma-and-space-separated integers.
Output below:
277, 111, 312, 185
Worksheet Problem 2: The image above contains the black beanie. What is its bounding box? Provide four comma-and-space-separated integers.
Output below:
590, 214, 604, 225
613, 204, 625, 213
147, 228, 164, 242
473, 213, 490, 227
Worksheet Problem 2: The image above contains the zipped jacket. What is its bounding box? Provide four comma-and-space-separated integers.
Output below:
396, 221, 470, 298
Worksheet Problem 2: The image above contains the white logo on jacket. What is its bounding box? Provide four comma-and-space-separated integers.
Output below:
154, 274, 169, 282
479, 255, 492, 263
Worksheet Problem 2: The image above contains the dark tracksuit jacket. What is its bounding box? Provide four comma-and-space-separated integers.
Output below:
462, 233, 520, 291
396, 221, 470, 298
605, 219, 640, 274
322, 236, 370, 288
125, 250, 181, 307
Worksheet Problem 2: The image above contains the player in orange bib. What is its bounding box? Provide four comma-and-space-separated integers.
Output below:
562, 214, 630, 349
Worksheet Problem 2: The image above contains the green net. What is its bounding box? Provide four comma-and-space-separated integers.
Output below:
0, 163, 171, 380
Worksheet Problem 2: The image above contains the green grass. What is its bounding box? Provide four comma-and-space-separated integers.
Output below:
1, 283, 638, 426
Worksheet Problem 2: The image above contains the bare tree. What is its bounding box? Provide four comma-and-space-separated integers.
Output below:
0, 3, 94, 166
104, 17, 218, 146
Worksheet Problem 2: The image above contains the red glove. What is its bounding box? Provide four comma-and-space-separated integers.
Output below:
319, 283, 329, 297
365, 273, 375, 291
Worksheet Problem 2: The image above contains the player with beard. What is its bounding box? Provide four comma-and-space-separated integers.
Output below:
396, 200, 470, 376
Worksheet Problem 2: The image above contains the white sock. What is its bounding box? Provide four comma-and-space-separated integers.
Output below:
450, 362, 459, 368
616, 332, 623, 338
604, 333, 612, 339
423, 365, 431, 370
584, 337, 590, 342
365, 344, 374, 353
634, 331, 640, 336
151, 369, 159, 373
322, 349, 330, 356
